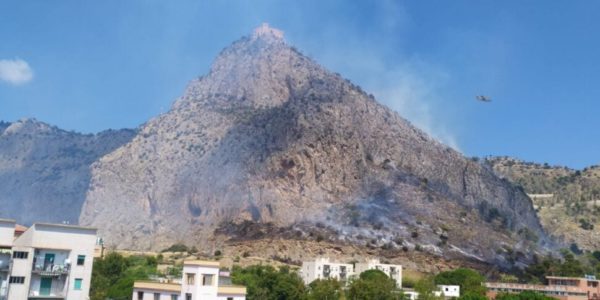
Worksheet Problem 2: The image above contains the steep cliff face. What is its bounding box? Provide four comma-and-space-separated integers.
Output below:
0, 118, 136, 225
80, 25, 549, 265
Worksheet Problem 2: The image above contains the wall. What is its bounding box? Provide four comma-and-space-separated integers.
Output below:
301, 259, 354, 285
0, 221, 15, 247
181, 265, 219, 300
133, 288, 180, 300
6, 246, 33, 300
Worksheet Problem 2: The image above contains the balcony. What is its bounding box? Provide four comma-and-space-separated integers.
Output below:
31, 256, 70, 276
28, 285, 66, 298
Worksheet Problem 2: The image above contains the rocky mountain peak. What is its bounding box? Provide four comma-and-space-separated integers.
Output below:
252, 23, 285, 41
179, 25, 325, 110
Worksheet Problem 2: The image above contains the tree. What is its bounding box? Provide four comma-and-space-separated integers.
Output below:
307, 278, 344, 300
414, 277, 443, 300
347, 269, 398, 300
434, 268, 486, 296
458, 292, 487, 300
90, 253, 159, 300
231, 265, 306, 300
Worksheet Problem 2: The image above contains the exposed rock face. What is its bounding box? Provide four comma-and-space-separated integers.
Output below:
80, 25, 549, 265
0, 118, 136, 225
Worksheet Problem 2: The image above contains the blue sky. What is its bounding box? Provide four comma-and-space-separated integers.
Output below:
1, 1, 598, 169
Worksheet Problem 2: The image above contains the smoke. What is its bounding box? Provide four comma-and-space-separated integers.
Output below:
282, 0, 462, 151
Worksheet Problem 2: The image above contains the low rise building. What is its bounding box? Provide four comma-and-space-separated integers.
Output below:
300, 257, 354, 285
404, 285, 460, 299
437, 285, 460, 298
0, 218, 97, 300
301, 257, 402, 288
486, 282, 588, 300
132, 260, 246, 300
355, 259, 402, 288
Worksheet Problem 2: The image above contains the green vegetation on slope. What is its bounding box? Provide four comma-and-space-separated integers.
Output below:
90, 253, 160, 300
488, 157, 600, 250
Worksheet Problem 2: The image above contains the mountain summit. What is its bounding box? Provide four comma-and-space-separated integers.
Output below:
80, 25, 549, 266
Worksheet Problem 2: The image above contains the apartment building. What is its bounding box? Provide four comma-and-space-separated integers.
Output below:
132, 260, 247, 300
547, 276, 600, 300
355, 259, 403, 288
0, 219, 97, 300
300, 257, 354, 285
300, 257, 403, 288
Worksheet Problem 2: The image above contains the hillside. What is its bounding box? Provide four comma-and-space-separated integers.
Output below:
0, 118, 136, 225
488, 157, 600, 251
79, 24, 550, 267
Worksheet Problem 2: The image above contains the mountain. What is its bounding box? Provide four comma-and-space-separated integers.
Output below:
0, 118, 136, 225
79, 24, 550, 266
488, 156, 600, 251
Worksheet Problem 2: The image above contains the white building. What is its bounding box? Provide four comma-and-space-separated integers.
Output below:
355, 259, 402, 288
133, 260, 246, 300
404, 285, 461, 299
0, 218, 97, 300
300, 257, 354, 285
437, 285, 460, 298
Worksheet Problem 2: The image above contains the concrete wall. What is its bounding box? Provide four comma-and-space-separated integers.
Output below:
182, 265, 220, 300
0, 220, 15, 247
133, 288, 180, 300
301, 259, 354, 285
6, 246, 33, 300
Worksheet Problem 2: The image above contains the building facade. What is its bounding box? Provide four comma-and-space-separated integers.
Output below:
300, 258, 354, 285
485, 281, 590, 300
0, 219, 97, 300
301, 257, 402, 288
133, 260, 246, 300
547, 276, 600, 300
355, 259, 403, 288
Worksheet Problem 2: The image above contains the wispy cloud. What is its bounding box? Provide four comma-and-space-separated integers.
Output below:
0, 58, 34, 85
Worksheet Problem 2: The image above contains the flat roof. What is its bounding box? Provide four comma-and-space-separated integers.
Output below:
0, 218, 16, 224
218, 285, 247, 295
547, 276, 598, 282
184, 260, 220, 267
33, 223, 97, 232
133, 281, 181, 292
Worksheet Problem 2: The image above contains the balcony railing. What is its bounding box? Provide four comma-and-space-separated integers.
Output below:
29, 285, 66, 298
31, 256, 70, 276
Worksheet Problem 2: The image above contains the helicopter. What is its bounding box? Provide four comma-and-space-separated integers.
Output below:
476, 95, 492, 102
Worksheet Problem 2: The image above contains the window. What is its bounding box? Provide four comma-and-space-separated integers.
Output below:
154, 293, 160, 300
227, 298, 233, 300
171, 295, 179, 300
77, 255, 86, 266
137, 291, 144, 300
74, 278, 83, 290
12, 251, 28, 259
202, 274, 213, 286
186, 273, 195, 285
186, 293, 192, 300
9, 276, 25, 284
